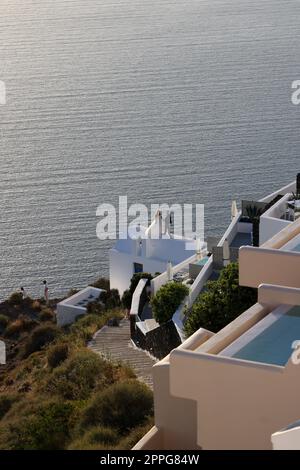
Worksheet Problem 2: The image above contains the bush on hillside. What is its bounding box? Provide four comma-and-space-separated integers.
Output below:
184, 263, 257, 336
151, 282, 189, 324
4, 316, 38, 339
121, 273, 153, 310
0, 394, 19, 421
38, 307, 54, 322
0, 400, 76, 450
129, 273, 153, 295
121, 289, 132, 310
44, 349, 113, 400
86, 301, 104, 315
47, 343, 69, 369
31, 300, 42, 311
69, 311, 124, 344
99, 289, 121, 310
116, 419, 154, 450
92, 278, 110, 291
24, 324, 60, 357
79, 380, 153, 433
7, 292, 23, 306
68, 426, 119, 450
0, 314, 9, 333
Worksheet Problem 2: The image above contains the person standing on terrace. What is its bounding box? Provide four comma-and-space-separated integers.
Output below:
43, 280, 49, 305
20, 286, 27, 299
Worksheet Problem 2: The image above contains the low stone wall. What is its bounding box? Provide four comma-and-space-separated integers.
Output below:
132, 319, 182, 360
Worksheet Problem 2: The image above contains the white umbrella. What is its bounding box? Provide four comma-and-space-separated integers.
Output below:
167, 261, 173, 281
231, 200, 238, 219
196, 237, 202, 260
223, 239, 230, 266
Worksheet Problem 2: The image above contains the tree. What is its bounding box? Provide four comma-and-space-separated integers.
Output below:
184, 263, 257, 337
121, 273, 153, 310
151, 282, 189, 324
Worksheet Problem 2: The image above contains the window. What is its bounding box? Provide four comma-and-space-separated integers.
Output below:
133, 262, 143, 274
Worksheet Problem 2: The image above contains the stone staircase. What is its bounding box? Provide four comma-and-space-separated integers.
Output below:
88, 319, 156, 389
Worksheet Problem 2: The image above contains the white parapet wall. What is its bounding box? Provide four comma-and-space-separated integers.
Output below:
259, 180, 296, 204
258, 284, 300, 307
272, 422, 300, 450
56, 286, 105, 327
239, 246, 300, 289
130, 278, 148, 316
259, 193, 293, 245
151, 254, 197, 295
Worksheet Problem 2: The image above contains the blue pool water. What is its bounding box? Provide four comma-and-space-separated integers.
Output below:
195, 257, 209, 266
291, 243, 300, 253
233, 307, 300, 366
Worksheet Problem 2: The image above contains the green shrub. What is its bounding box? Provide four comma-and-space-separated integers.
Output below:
7, 292, 23, 306
44, 349, 113, 400
4, 316, 38, 339
92, 278, 110, 291
31, 300, 42, 311
71, 313, 102, 330
122, 273, 153, 311
39, 307, 54, 322
68, 426, 119, 450
69, 310, 124, 344
79, 380, 153, 433
184, 263, 257, 336
151, 282, 189, 324
129, 273, 153, 295
0, 395, 18, 421
0, 315, 9, 332
116, 419, 154, 450
0, 400, 76, 450
24, 324, 60, 357
47, 343, 69, 368
86, 301, 104, 315
121, 289, 132, 310
99, 289, 121, 309
111, 363, 136, 383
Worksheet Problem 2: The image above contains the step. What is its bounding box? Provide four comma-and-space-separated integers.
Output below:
89, 320, 157, 389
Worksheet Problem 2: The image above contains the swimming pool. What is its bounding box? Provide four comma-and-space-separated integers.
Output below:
281, 233, 300, 253
195, 256, 209, 266
220, 306, 300, 366
290, 243, 300, 252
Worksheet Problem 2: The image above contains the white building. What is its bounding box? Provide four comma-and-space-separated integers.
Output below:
109, 211, 201, 296
56, 286, 105, 327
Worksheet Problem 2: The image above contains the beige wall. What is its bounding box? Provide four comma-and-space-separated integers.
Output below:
152, 358, 199, 450
239, 246, 300, 289
169, 350, 300, 449
258, 284, 300, 307
134, 329, 215, 450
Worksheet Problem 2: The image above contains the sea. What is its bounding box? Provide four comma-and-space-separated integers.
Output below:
1, 0, 300, 300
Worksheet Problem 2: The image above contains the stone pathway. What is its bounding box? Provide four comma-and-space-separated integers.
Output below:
88, 319, 156, 389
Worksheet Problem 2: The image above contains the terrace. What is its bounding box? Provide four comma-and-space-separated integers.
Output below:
239, 216, 300, 290
259, 180, 297, 244
56, 286, 105, 327
219, 304, 300, 366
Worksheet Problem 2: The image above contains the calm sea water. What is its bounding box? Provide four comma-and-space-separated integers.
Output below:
0, 0, 300, 300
